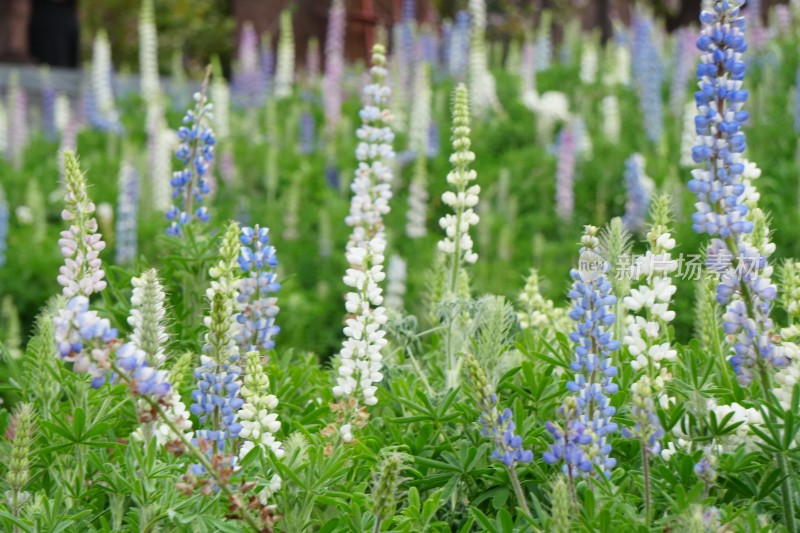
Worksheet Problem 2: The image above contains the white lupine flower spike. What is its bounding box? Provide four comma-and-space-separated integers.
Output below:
326, 45, 394, 444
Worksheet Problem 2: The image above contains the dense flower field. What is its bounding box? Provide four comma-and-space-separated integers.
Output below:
2, 0, 800, 531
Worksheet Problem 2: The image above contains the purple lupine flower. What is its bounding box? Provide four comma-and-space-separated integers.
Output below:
41, 85, 58, 141
190, 244, 245, 452
670, 27, 699, 115
232, 22, 265, 107
115, 160, 140, 264
298, 111, 316, 154
555, 125, 576, 221
775, 5, 792, 34
794, 66, 800, 134
235, 225, 280, 354
427, 122, 440, 158
689, 0, 787, 385
324, 0, 346, 131
632, 8, 664, 144
53, 296, 118, 388
219, 146, 236, 186
0, 184, 8, 267
441, 20, 453, 72
165, 91, 216, 236
622, 153, 654, 233
114, 342, 172, 397
190, 351, 244, 448
545, 226, 620, 478
448, 11, 470, 79
465, 354, 533, 468
325, 164, 340, 189
420, 28, 438, 67
7, 78, 28, 167
261, 34, 275, 97
542, 399, 594, 474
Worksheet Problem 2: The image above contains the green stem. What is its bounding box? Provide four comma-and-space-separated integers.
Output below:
757, 367, 796, 533
778, 453, 797, 533
507, 466, 532, 519
405, 346, 435, 397
641, 444, 651, 528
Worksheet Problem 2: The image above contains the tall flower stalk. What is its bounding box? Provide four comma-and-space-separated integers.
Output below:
190, 222, 244, 456
166, 74, 216, 236
689, 1, 786, 384
235, 225, 280, 355
115, 159, 140, 265
329, 45, 394, 443
544, 226, 620, 494
621, 196, 678, 525
406, 64, 431, 238
468, 0, 500, 115
324, 0, 346, 133
465, 354, 533, 515
90, 31, 121, 132
139, 0, 160, 98
688, 2, 794, 528
622, 153, 654, 233
438, 84, 480, 389
57, 151, 107, 299
555, 124, 576, 222
274, 10, 295, 99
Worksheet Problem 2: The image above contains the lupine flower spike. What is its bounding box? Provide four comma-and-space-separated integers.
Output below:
689, 0, 787, 385
622, 153, 654, 233
115, 159, 140, 264
166, 72, 216, 236
465, 354, 533, 514
328, 44, 394, 444
5, 403, 35, 522
438, 84, 480, 389
235, 225, 280, 354
190, 222, 244, 456
57, 151, 107, 298
621, 198, 677, 522
544, 226, 620, 485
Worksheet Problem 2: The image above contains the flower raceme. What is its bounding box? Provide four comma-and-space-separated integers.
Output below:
166, 86, 216, 236
235, 225, 280, 354
544, 225, 620, 478
57, 151, 107, 299
688, 0, 786, 385
465, 354, 533, 468
331, 44, 394, 442
438, 84, 480, 269
190, 223, 244, 450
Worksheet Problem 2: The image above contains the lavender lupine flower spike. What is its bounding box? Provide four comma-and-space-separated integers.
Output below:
235, 225, 280, 354
329, 45, 394, 443
544, 226, 620, 478
689, 0, 787, 385
0, 184, 8, 267
465, 354, 533, 467
191, 222, 244, 453
324, 0, 346, 132
58, 151, 107, 298
115, 160, 140, 264
622, 153, 654, 233
232, 22, 265, 107
166, 80, 216, 236
632, 9, 664, 145
555, 124, 576, 221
